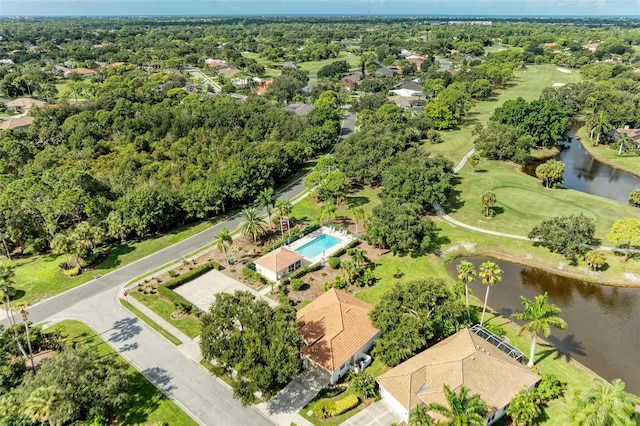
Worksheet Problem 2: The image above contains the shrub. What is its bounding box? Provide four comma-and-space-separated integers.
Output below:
289, 263, 321, 280
211, 261, 223, 270
290, 278, 305, 291
167, 270, 178, 277
62, 265, 80, 276
242, 266, 267, 284
334, 276, 347, 289
535, 373, 566, 402
163, 262, 214, 289
328, 257, 341, 269
584, 250, 606, 271
629, 188, 640, 207
328, 394, 360, 416
323, 281, 332, 292
352, 372, 378, 399
313, 400, 332, 419
158, 286, 193, 313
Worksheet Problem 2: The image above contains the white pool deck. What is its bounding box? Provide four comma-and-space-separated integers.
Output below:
285, 226, 355, 265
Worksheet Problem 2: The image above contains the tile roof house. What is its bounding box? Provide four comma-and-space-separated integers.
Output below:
64, 68, 97, 78
0, 116, 34, 130
296, 288, 381, 384
284, 103, 314, 116
255, 78, 274, 95
6, 98, 46, 111
217, 66, 241, 79
615, 127, 640, 145
377, 328, 540, 425
376, 67, 396, 78
339, 71, 363, 91
254, 247, 303, 282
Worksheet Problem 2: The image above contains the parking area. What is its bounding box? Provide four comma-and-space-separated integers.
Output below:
173, 269, 277, 312
340, 400, 403, 426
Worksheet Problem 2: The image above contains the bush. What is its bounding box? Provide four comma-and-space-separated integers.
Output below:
211, 261, 223, 270
290, 278, 305, 291
164, 262, 214, 290
535, 373, 566, 402
242, 266, 267, 284
158, 286, 193, 313
289, 263, 321, 280
328, 394, 360, 416
167, 269, 178, 277
352, 372, 378, 399
323, 281, 332, 292
62, 265, 81, 276
334, 276, 347, 289
313, 400, 332, 419
328, 257, 341, 269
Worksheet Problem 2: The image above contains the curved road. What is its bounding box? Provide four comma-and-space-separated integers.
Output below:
3, 112, 356, 426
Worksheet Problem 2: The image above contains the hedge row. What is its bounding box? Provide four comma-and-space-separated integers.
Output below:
288, 262, 322, 280
243, 265, 268, 285
157, 261, 221, 313
313, 394, 360, 419
330, 239, 361, 259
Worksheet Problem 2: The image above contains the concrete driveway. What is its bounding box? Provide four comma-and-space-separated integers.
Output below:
340, 400, 403, 426
173, 269, 277, 312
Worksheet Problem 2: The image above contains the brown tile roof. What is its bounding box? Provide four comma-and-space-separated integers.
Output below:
6, 98, 46, 109
255, 79, 274, 95
68, 67, 97, 75
377, 329, 540, 416
0, 116, 34, 130
617, 128, 640, 143
254, 247, 303, 272
296, 289, 380, 372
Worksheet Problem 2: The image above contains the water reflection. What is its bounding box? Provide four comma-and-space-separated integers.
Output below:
448, 257, 640, 395
523, 128, 640, 203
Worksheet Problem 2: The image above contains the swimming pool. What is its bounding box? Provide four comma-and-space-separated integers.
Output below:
295, 234, 341, 259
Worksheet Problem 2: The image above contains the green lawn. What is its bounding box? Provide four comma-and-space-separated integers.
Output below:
290, 186, 381, 225
428, 65, 582, 165
241, 51, 361, 80
9, 220, 212, 305
121, 299, 183, 345
449, 159, 640, 242
575, 126, 640, 178
51, 320, 197, 426
129, 291, 201, 339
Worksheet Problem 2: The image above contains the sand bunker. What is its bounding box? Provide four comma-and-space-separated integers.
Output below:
552, 83, 566, 87
557, 67, 572, 73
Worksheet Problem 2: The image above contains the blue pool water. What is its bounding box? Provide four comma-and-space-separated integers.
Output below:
295, 234, 341, 258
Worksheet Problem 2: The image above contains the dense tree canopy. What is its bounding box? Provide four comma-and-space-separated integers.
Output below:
199, 291, 303, 406
370, 279, 467, 366
529, 214, 596, 263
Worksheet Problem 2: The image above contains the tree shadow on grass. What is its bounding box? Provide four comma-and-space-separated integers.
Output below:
441, 175, 464, 214
97, 243, 135, 270
118, 370, 165, 425
345, 196, 370, 209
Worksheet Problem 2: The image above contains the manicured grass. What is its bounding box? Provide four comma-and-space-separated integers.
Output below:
9, 220, 212, 305
120, 299, 183, 345
575, 126, 640, 178
296, 52, 361, 75
51, 320, 197, 426
130, 291, 201, 339
428, 65, 582, 164
450, 159, 640, 242
290, 187, 381, 225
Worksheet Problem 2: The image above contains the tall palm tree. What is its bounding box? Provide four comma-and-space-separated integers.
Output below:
215, 228, 233, 267
480, 191, 496, 218
429, 385, 488, 426
478, 260, 502, 326
17, 302, 36, 373
319, 200, 337, 224
256, 188, 277, 230
275, 199, 293, 237
23, 386, 62, 426
513, 292, 567, 367
350, 248, 367, 268
409, 404, 434, 426
238, 208, 267, 243
0, 263, 17, 326
351, 207, 365, 234
590, 111, 613, 147
456, 260, 476, 320
571, 379, 640, 426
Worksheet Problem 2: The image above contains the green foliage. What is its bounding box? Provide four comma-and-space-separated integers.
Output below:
606, 217, 640, 261
473, 122, 535, 164
289, 263, 321, 280
317, 60, 351, 79
423, 100, 457, 130
367, 202, 436, 256
199, 291, 303, 406
584, 250, 606, 271
157, 286, 193, 313
428, 385, 488, 426
290, 278, 305, 291
535, 373, 567, 402
371, 279, 466, 366
409, 404, 434, 426
352, 372, 378, 400
628, 189, 640, 207
529, 214, 596, 263
162, 262, 214, 290
328, 257, 341, 269
330, 394, 360, 416
507, 388, 541, 426
535, 159, 566, 189
480, 191, 496, 218
571, 379, 640, 426
242, 266, 268, 285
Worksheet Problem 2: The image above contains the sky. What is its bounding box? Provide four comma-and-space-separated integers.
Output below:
0, 0, 638, 17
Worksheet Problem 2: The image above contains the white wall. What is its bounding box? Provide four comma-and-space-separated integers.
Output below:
255, 264, 277, 282
380, 385, 409, 423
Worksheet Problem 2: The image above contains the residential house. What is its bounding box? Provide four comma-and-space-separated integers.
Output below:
284, 103, 314, 116
231, 76, 252, 88
339, 71, 362, 91
6, 98, 46, 111
377, 327, 541, 425
614, 126, 640, 145
206, 58, 227, 68
217, 66, 241, 79
296, 288, 381, 384
64, 68, 97, 78
255, 78, 274, 95
254, 247, 303, 282
376, 67, 395, 78
0, 116, 34, 130
583, 42, 600, 52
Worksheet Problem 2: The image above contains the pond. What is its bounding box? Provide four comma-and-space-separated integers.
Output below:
447, 257, 640, 395
523, 128, 640, 203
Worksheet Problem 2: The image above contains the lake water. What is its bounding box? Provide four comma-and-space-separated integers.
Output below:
524, 128, 640, 203
447, 257, 640, 395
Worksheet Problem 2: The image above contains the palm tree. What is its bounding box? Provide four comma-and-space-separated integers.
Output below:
256, 188, 277, 230
0, 263, 17, 326
351, 207, 365, 234
456, 260, 476, 320
590, 111, 613, 147
478, 261, 502, 326
215, 228, 233, 267
513, 292, 567, 368
571, 379, 640, 426
17, 302, 36, 373
409, 404, 434, 426
319, 200, 337, 224
469, 152, 481, 173
238, 208, 267, 243
275, 199, 293, 237
23, 386, 62, 426
340, 259, 358, 285
480, 191, 496, 218
350, 248, 367, 268
429, 385, 488, 426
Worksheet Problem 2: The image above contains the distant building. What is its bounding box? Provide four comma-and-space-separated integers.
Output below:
0, 116, 34, 130
255, 78, 274, 95
216, 66, 241, 79
253, 247, 303, 282
614, 126, 640, 145
0, 59, 14, 65
64, 68, 97, 78
6, 98, 46, 111
377, 327, 540, 425
297, 288, 381, 384
206, 58, 228, 68
339, 71, 363, 91
375, 67, 395, 78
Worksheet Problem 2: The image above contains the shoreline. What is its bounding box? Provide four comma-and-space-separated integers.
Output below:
574, 126, 640, 180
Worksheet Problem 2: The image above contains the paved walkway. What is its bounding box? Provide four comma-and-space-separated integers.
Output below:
340, 400, 402, 426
